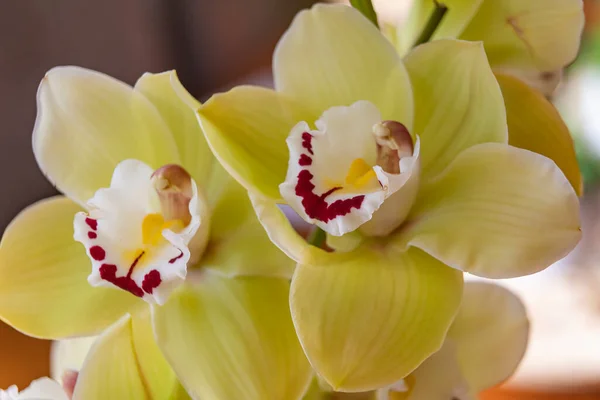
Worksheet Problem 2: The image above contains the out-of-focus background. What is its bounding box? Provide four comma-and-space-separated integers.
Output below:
2, 1, 600, 399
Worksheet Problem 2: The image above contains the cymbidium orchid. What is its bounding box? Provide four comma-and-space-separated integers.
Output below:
0, 67, 312, 399
395, 0, 585, 195
302, 282, 528, 400
0, 378, 68, 400
376, 281, 528, 400
396, 0, 583, 95
197, 3, 581, 391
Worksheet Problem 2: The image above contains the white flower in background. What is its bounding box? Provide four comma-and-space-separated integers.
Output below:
50, 336, 96, 384
0, 378, 68, 400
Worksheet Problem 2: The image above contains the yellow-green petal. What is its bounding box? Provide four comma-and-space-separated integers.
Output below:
290, 246, 463, 392
152, 273, 313, 400
495, 67, 563, 97
0, 196, 142, 339
459, 0, 584, 72
249, 193, 329, 265
72, 313, 188, 400
396, 0, 483, 56
496, 72, 582, 195
198, 86, 302, 200
134, 71, 222, 201
303, 378, 375, 400
33, 66, 180, 205
404, 39, 507, 181
382, 282, 528, 399
274, 4, 413, 128
72, 315, 149, 400
384, 340, 474, 400
201, 181, 296, 278
403, 143, 581, 278
449, 282, 529, 391
131, 310, 183, 400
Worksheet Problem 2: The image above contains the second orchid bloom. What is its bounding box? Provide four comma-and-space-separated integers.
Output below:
0, 69, 312, 399
198, 3, 581, 392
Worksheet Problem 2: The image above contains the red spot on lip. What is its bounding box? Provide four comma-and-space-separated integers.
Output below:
88, 232, 97, 239
99, 262, 162, 298
295, 132, 365, 223
296, 170, 364, 222
302, 132, 314, 155
299, 154, 312, 166
89, 246, 105, 261
168, 250, 184, 264
99, 264, 144, 297
97, 248, 180, 298
142, 270, 162, 294
85, 218, 98, 231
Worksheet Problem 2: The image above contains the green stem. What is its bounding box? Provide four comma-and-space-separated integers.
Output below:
413, 1, 449, 47
307, 227, 327, 248
350, 0, 379, 28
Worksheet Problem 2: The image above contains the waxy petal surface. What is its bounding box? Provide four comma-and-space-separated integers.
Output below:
382, 341, 474, 400
404, 40, 507, 181
134, 71, 224, 205
249, 193, 329, 265
131, 311, 184, 399
72, 313, 186, 400
403, 143, 581, 278
33, 67, 179, 206
0, 196, 141, 339
72, 315, 149, 400
459, 0, 584, 72
201, 179, 296, 278
152, 273, 313, 400
497, 72, 582, 195
290, 247, 463, 392
198, 86, 302, 200
274, 4, 413, 128
449, 282, 529, 391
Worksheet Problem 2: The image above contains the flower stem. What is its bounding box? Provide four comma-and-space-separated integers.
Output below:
350, 0, 379, 28
413, 1, 448, 47
307, 227, 327, 248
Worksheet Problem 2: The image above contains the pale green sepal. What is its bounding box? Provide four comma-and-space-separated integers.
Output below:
152, 273, 313, 400
290, 245, 463, 392
403, 39, 507, 181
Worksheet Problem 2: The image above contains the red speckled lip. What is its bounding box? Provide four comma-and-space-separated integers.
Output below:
294, 132, 365, 222
83, 217, 171, 298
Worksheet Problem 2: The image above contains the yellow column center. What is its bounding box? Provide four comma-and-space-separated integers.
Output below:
142, 213, 184, 246
345, 158, 377, 189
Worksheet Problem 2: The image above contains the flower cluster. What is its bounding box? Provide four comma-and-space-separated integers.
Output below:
0, 1, 584, 399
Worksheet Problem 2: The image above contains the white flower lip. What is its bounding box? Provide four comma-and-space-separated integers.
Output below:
279, 100, 420, 236
73, 159, 202, 305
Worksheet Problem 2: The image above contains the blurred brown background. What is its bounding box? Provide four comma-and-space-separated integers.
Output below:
1, 1, 600, 399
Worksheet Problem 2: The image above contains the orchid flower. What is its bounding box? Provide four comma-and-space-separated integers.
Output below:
376, 282, 528, 400
303, 282, 528, 400
0, 68, 311, 399
396, 0, 583, 95
1, 378, 68, 400
197, 3, 581, 391
395, 0, 585, 194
